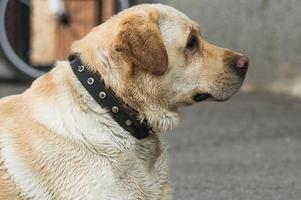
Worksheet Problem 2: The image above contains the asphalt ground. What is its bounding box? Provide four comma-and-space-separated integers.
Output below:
1, 83, 301, 200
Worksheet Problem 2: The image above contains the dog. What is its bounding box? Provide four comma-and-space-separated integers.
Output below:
0, 4, 249, 200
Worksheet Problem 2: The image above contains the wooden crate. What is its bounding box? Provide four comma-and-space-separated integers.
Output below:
30, 0, 116, 66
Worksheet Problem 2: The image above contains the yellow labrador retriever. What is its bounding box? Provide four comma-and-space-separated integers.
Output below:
0, 4, 249, 200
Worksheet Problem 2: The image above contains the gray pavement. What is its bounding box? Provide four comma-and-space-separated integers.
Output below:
165, 92, 301, 200
1, 84, 301, 200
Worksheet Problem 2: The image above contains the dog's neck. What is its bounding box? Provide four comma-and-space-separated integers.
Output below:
73, 49, 180, 134
69, 56, 153, 139
63, 62, 167, 161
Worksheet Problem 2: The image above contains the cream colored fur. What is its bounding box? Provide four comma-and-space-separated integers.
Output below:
0, 4, 246, 200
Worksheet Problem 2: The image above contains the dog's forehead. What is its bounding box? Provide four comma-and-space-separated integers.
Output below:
152, 4, 200, 48
156, 5, 201, 45
152, 4, 198, 28
154, 4, 188, 18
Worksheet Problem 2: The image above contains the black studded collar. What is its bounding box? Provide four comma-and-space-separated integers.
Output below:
69, 55, 153, 140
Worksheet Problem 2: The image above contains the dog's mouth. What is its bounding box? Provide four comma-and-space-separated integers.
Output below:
174, 92, 232, 108
193, 93, 211, 102
193, 92, 234, 102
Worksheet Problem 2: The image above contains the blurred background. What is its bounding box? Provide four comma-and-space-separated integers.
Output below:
0, 0, 301, 199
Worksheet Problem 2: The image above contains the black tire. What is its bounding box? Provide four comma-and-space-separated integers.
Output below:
0, 0, 47, 80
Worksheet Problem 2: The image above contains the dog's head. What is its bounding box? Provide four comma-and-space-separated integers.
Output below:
71, 4, 249, 132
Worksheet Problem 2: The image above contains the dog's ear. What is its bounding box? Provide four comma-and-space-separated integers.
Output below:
113, 11, 168, 75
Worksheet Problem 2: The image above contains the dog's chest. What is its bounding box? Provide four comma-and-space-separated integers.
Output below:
51, 138, 169, 200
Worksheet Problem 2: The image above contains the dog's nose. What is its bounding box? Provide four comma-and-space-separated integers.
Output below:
234, 56, 249, 75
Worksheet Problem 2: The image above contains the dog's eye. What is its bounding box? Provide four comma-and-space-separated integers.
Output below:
186, 36, 198, 50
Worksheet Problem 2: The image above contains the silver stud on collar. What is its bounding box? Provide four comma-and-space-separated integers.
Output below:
99, 92, 106, 99
87, 78, 94, 85
125, 120, 132, 126
112, 106, 119, 113
78, 65, 85, 72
